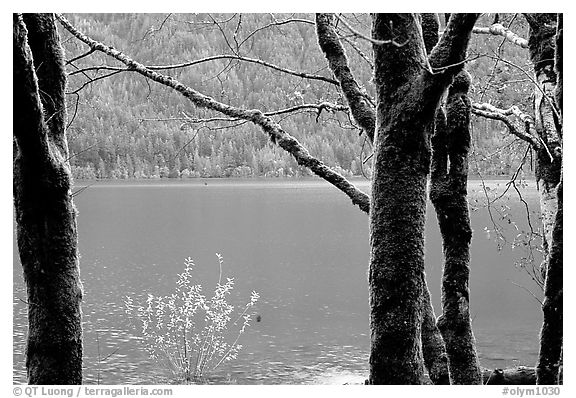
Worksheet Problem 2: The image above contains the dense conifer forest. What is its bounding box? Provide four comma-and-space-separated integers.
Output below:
62, 13, 533, 180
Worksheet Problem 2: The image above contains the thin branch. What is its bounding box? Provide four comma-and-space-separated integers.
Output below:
428, 53, 483, 74
65, 143, 98, 162
264, 102, 348, 117
67, 70, 125, 94
141, 102, 348, 126
238, 17, 314, 48
339, 35, 374, 69
509, 281, 543, 306
71, 183, 93, 198
135, 13, 173, 42
68, 54, 338, 85
208, 14, 238, 55
484, 54, 562, 124
478, 15, 519, 103
491, 145, 531, 204
175, 130, 200, 158
232, 14, 242, 53
335, 14, 409, 47
512, 177, 535, 236
66, 48, 95, 64
66, 92, 80, 129
57, 13, 370, 214
181, 14, 237, 27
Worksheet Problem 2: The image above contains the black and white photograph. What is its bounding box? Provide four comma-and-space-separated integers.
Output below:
11, 9, 567, 392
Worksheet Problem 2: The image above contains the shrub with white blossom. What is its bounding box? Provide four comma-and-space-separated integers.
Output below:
125, 254, 259, 382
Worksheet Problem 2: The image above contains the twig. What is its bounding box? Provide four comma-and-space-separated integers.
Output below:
478, 15, 519, 103
66, 92, 80, 129
71, 183, 93, 198
65, 143, 98, 162
135, 13, 173, 43
208, 14, 239, 55
174, 130, 200, 158
335, 14, 409, 47
339, 35, 374, 69
509, 281, 543, 305
484, 54, 562, 124
67, 70, 125, 95
238, 17, 314, 48
66, 48, 95, 64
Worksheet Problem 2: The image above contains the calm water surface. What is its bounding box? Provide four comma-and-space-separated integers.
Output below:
13, 178, 543, 384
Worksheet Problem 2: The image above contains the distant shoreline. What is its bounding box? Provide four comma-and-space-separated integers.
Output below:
72, 175, 534, 183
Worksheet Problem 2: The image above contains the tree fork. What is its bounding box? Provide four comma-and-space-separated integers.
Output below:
368, 13, 478, 384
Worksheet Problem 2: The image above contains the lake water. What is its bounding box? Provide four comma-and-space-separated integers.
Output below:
13, 178, 544, 384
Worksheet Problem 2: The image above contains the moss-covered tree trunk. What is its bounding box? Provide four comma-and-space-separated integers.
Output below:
535, 13, 563, 385
419, 13, 450, 385
368, 13, 478, 384
13, 13, 83, 384
316, 13, 449, 384
525, 13, 562, 280
429, 70, 482, 384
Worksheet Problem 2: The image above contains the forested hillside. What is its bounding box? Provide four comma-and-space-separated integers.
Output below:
61, 13, 534, 180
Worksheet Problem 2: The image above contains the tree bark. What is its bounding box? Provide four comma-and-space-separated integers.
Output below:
419, 14, 451, 385
430, 71, 482, 384
13, 13, 83, 384
525, 13, 562, 280
315, 13, 375, 142
535, 13, 563, 386
316, 13, 450, 384
536, 180, 562, 384
368, 13, 478, 384
420, 275, 450, 384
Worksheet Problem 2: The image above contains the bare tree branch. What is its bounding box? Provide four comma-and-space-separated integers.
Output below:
67, 70, 124, 94
472, 23, 528, 48
139, 102, 349, 126
484, 54, 562, 124
238, 17, 314, 48
264, 102, 348, 117
57, 13, 370, 214
339, 35, 374, 69
66, 48, 94, 64
180, 14, 238, 27
135, 13, 173, 43
477, 15, 520, 103
335, 14, 409, 47
471, 102, 554, 163
208, 14, 239, 55
68, 54, 338, 85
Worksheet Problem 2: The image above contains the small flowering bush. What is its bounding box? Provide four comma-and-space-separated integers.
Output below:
125, 254, 259, 382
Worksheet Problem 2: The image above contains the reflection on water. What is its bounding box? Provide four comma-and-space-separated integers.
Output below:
13, 179, 543, 384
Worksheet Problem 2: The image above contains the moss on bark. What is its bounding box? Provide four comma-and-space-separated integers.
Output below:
368, 13, 478, 384
430, 69, 481, 385
13, 13, 83, 384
